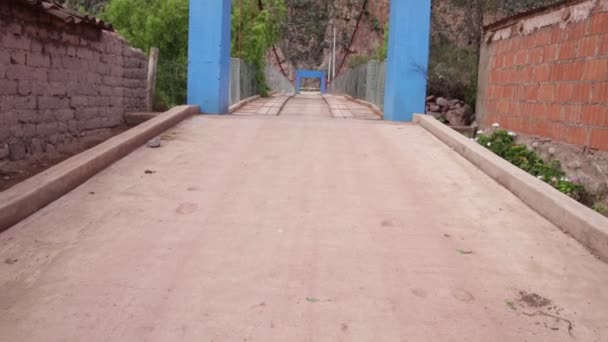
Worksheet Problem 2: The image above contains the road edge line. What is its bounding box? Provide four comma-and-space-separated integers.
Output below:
414, 113, 608, 263
0, 105, 200, 233
342, 94, 384, 118
229, 95, 261, 113
276, 93, 295, 116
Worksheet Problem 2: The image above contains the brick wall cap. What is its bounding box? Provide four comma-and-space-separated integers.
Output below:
484, 0, 590, 32
15, 0, 114, 31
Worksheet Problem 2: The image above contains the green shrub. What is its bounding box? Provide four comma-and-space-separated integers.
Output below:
477, 130, 585, 200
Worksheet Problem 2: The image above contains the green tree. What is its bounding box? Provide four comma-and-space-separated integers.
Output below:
103, 0, 285, 106
231, 0, 286, 96
103, 0, 189, 108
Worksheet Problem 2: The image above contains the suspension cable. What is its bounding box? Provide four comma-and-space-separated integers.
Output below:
335, 0, 368, 79
258, 0, 292, 81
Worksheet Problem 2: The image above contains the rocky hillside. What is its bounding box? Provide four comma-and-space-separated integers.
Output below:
271, 0, 561, 97
270, 0, 389, 79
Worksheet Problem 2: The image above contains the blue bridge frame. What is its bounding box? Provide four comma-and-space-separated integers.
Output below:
295, 70, 327, 94
187, 0, 431, 121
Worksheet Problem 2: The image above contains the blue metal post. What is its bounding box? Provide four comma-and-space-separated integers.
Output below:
320, 73, 327, 94
187, 0, 231, 114
295, 70, 326, 94
296, 73, 302, 94
383, 0, 432, 122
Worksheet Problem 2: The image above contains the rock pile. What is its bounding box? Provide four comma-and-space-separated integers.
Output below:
425, 96, 475, 126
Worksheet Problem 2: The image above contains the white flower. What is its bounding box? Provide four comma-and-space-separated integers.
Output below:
508, 131, 517, 137
560, 176, 568, 181
492, 123, 500, 128
474, 137, 479, 141
477, 130, 484, 134
487, 142, 492, 147
537, 176, 544, 180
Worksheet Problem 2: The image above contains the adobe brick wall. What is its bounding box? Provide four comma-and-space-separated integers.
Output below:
0, 1, 147, 161
476, 0, 608, 151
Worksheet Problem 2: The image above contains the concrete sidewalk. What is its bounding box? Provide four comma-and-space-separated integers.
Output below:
232, 93, 291, 116
1, 98, 607, 341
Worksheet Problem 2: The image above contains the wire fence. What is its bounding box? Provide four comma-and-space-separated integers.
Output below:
154, 57, 262, 109
265, 64, 295, 93
330, 60, 386, 109
230, 58, 259, 105
156, 57, 188, 110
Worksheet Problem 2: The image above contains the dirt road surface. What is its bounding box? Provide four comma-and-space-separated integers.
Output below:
1, 96, 607, 341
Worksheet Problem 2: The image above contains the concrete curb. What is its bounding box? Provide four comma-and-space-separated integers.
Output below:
342, 94, 384, 118
229, 95, 261, 113
0, 105, 199, 233
414, 113, 608, 263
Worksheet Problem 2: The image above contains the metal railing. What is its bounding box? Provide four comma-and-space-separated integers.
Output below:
330, 60, 386, 109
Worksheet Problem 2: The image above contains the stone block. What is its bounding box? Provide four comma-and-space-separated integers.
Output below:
0, 50, 10, 64
100, 54, 121, 65
16, 95, 37, 110
125, 79, 144, 89
90, 96, 111, 107
5, 22, 23, 35
10, 50, 26, 65
37, 96, 68, 110
124, 57, 144, 68
61, 56, 81, 69
125, 68, 147, 79
0, 96, 15, 112
76, 47, 93, 60
76, 107, 102, 120
27, 52, 51, 67
0, 80, 17, 95
52, 109, 75, 121
112, 87, 124, 96
83, 117, 102, 130
45, 42, 67, 55
85, 72, 102, 84
98, 86, 113, 96
96, 63, 111, 75
36, 122, 59, 136
2, 33, 31, 50
67, 81, 97, 96
0, 143, 9, 160
70, 96, 88, 107
30, 138, 43, 154
47, 69, 70, 83
88, 40, 103, 52
48, 82, 67, 96
61, 32, 79, 45
31, 40, 43, 53
110, 66, 124, 77
24, 25, 49, 41
8, 141, 26, 161
66, 46, 76, 57
6, 65, 47, 81
17, 80, 32, 95
105, 115, 123, 128
103, 76, 122, 86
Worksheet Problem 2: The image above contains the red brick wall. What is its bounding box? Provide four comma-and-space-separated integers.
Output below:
477, 0, 608, 151
0, 1, 147, 160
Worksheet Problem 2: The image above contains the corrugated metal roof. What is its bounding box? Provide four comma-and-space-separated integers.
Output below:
483, 0, 586, 31
17, 0, 113, 31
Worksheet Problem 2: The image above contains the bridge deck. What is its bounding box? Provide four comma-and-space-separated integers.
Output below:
1, 95, 607, 341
